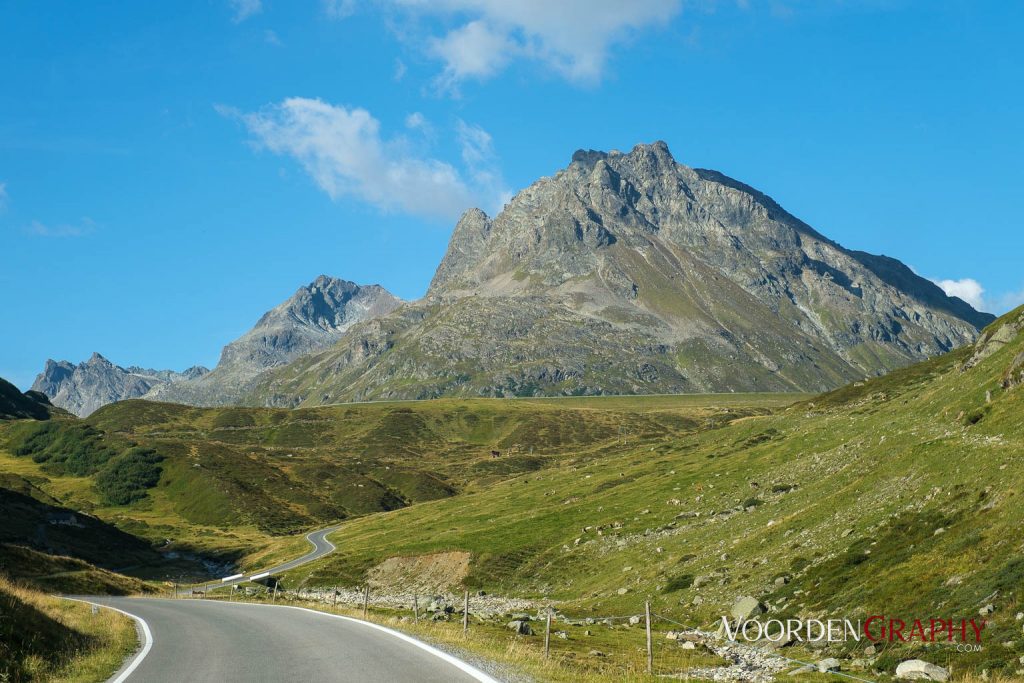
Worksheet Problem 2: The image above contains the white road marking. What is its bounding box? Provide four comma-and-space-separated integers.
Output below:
221, 602, 501, 683
64, 598, 153, 683
221, 573, 244, 582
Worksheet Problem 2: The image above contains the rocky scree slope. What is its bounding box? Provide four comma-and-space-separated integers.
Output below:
31, 353, 208, 417
248, 142, 992, 406
143, 275, 402, 406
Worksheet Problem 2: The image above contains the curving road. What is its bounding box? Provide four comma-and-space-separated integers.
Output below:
86, 597, 499, 683
181, 525, 340, 596
81, 525, 500, 682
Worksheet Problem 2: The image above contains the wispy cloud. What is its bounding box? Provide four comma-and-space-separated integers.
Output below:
228, 0, 262, 23
322, 0, 356, 19
218, 98, 508, 221
264, 29, 283, 46
26, 218, 96, 238
392, 0, 681, 90
994, 288, 1024, 314
0, 182, 7, 212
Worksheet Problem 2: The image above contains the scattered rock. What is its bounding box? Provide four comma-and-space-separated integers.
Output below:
589, 650, 607, 658
681, 641, 696, 650
788, 665, 816, 676
731, 596, 764, 623
895, 659, 950, 681
629, 616, 642, 625
506, 620, 533, 636
617, 588, 629, 595
818, 658, 841, 673
980, 604, 995, 616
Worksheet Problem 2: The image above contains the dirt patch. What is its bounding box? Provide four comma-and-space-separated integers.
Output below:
367, 551, 471, 591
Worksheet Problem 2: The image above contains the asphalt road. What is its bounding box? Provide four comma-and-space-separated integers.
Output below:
87, 597, 498, 683
183, 526, 340, 596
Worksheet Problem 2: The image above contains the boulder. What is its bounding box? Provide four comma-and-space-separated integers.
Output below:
895, 660, 950, 682
788, 665, 816, 676
818, 658, 841, 673
730, 596, 764, 622
506, 620, 533, 636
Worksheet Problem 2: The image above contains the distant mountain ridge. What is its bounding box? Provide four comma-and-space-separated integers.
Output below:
242, 141, 994, 406
31, 354, 208, 417
142, 275, 402, 406
32, 276, 402, 413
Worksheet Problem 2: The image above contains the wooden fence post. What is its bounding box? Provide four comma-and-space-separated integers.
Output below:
413, 593, 420, 624
363, 585, 370, 619
333, 586, 338, 607
272, 582, 278, 603
645, 601, 653, 675
463, 590, 470, 633
544, 609, 552, 658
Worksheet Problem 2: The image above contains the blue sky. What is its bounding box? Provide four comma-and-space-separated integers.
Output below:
2, 0, 1022, 388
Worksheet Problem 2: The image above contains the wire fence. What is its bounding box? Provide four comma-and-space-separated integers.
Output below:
171, 580, 877, 682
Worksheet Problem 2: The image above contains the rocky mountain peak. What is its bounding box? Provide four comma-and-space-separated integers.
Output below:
142, 275, 404, 406
31, 356, 210, 417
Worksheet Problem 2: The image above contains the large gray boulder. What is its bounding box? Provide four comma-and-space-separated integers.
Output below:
730, 596, 765, 623
895, 660, 950, 682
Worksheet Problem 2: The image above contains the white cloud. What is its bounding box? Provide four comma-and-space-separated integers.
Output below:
932, 276, 1024, 314
394, 59, 408, 81
264, 29, 283, 46
395, 0, 681, 86
27, 218, 95, 238
934, 278, 986, 310
429, 20, 515, 84
323, 0, 356, 19
0, 182, 7, 212
229, 0, 262, 23
221, 97, 508, 220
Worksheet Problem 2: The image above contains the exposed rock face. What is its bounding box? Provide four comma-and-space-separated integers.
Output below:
246, 142, 992, 406
145, 276, 402, 406
31, 354, 208, 417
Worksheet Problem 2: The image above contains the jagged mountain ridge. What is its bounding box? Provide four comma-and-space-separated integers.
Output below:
142, 275, 402, 406
244, 142, 993, 406
30, 354, 208, 417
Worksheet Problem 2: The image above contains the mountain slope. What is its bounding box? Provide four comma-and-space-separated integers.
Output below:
289, 304, 1024, 677
0, 377, 57, 420
247, 142, 992, 406
145, 275, 402, 406
31, 353, 208, 417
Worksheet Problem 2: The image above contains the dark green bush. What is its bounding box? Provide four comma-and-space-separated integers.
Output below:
95, 448, 164, 505
662, 574, 694, 592
8, 422, 118, 476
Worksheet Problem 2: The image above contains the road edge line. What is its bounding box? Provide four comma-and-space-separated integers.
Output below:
224, 601, 500, 682
64, 597, 154, 683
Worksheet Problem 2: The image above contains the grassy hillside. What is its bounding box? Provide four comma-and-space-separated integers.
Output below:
279, 307, 1024, 677
2, 394, 792, 579
0, 575, 137, 682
